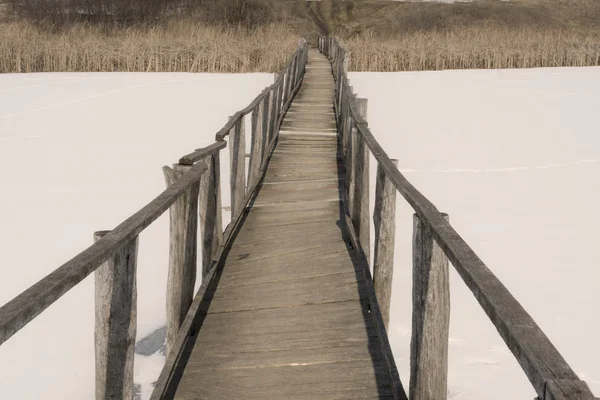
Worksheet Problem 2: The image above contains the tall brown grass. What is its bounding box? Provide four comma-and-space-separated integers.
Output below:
343, 27, 600, 71
1, 0, 600, 74
0, 21, 299, 73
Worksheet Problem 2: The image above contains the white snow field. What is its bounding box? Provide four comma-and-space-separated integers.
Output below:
0, 67, 599, 399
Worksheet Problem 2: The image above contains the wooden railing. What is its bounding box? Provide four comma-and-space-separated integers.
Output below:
0, 39, 308, 400
318, 36, 597, 400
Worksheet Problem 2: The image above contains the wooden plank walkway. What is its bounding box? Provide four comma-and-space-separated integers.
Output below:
173, 49, 395, 399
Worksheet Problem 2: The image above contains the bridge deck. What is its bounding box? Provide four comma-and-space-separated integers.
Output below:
173, 49, 395, 399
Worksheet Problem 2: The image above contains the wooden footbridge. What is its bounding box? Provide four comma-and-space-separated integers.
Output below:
0, 38, 597, 400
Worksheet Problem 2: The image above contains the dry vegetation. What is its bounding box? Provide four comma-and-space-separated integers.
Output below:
0, 0, 600, 73
0, 21, 299, 73
332, 0, 600, 71
343, 27, 600, 71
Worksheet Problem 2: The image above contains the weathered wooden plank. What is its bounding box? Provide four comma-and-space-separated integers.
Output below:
187, 343, 382, 371
269, 155, 340, 164
410, 213, 450, 400
178, 359, 391, 388
228, 229, 346, 251
93, 231, 137, 400
163, 164, 200, 356
218, 253, 361, 288
252, 189, 340, 206
258, 177, 340, 192
207, 273, 368, 314
232, 221, 344, 246
373, 160, 398, 330
264, 171, 340, 183
245, 199, 340, 219
177, 387, 394, 400
192, 325, 379, 356
198, 301, 370, 336
176, 360, 393, 399
225, 237, 351, 264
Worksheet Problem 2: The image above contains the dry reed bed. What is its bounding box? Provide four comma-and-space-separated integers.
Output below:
344, 27, 600, 71
0, 21, 299, 73
2, 19, 600, 73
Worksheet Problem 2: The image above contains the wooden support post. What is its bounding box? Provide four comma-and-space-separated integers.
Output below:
353, 132, 370, 262
410, 213, 450, 400
277, 74, 284, 115
270, 74, 280, 143
290, 56, 298, 92
352, 98, 370, 261
292, 53, 299, 87
284, 66, 293, 105
94, 231, 137, 400
248, 100, 264, 189
342, 86, 353, 159
199, 152, 223, 277
373, 159, 398, 330
348, 119, 357, 217
344, 51, 351, 75
261, 91, 272, 164
229, 117, 245, 217
162, 164, 200, 356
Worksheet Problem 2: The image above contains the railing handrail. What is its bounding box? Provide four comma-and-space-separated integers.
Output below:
318, 36, 596, 400
0, 40, 309, 399
215, 41, 307, 141
0, 157, 212, 346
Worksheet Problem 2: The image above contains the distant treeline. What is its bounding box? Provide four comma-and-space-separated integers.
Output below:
5, 0, 301, 26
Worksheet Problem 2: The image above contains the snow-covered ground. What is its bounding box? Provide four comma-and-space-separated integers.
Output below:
1, 67, 598, 399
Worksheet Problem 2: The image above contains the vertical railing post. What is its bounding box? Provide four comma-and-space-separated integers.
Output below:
410, 213, 450, 400
262, 91, 272, 164
162, 164, 200, 356
284, 64, 293, 104
293, 52, 300, 87
248, 98, 265, 189
94, 231, 137, 400
290, 56, 297, 91
199, 152, 223, 276
342, 86, 353, 159
229, 117, 245, 216
339, 84, 347, 148
269, 81, 279, 145
373, 159, 398, 330
348, 119, 357, 216
277, 73, 284, 113
352, 98, 370, 262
